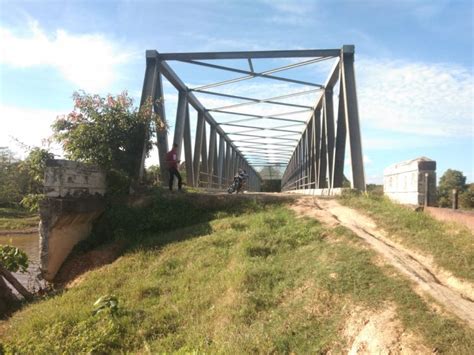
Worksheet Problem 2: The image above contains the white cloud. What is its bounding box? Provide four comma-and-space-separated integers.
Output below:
357, 57, 473, 137
261, 0, 318, 26
0, 104, 62, 158
0, 20, 134, 91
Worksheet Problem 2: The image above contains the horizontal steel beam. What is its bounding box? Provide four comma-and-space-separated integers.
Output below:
210, 109, 308, 123
219, 122, 302, 134
231, 140, 296, 148
193, 88, 322, 108
243, 151, 292, 156
182, 59, 324, 89
248, 163, 288, 166
227, 132, 299, 141
158, 49, 340, 60
238, 146, 296, 153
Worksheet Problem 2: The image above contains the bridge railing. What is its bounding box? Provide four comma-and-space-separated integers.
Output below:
281, 45, 366, 193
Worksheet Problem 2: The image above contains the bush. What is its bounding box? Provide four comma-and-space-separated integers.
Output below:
0, 245, 29, 273
51, 91, 163, 182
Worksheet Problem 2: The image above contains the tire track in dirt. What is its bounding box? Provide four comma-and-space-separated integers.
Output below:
290, 197, 474, 328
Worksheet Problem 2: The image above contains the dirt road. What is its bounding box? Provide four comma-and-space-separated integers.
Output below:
290, 197, 474, 329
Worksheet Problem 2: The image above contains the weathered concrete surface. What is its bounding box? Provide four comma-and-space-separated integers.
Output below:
39, 160, 106, 282
425, 207, 474, 233
44, 159, 106, 197
383, 157, 436, 206
39, 198, 105, 281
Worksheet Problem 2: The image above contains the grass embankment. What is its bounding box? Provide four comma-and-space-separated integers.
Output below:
0, 207, 38, 231
339, 193, 474, 282
2, 197, 473, 353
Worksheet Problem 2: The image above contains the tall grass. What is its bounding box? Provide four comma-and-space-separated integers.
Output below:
2, 202, 473, 353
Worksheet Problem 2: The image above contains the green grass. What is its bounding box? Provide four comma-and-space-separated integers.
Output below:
2, 201, 473, 354
0, 207, 39, 231
339, 193, 474, 282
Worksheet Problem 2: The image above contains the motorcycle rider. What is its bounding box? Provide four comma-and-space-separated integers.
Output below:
235, 168, 249, 192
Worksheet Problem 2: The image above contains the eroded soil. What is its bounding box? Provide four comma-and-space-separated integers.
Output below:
290, 197, 474, 329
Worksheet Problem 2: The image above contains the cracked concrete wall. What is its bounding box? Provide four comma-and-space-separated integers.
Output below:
40, 160, 106, 281
44, 159, 106, 198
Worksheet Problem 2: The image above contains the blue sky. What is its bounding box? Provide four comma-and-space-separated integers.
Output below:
0, 0, 472, 183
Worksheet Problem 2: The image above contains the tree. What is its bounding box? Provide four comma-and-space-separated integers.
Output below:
0, 147, 53, 209
459, 183, 474, 209
438, 169, 467, 207
145, 165, 161, 186
0, 148, 24, 206
51, 91, 158, 182
20, 148, 55, 193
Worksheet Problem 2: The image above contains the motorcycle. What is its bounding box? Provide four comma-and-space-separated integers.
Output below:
227, 175, 244, 194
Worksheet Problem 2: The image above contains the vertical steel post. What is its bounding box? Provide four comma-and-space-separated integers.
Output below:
452, 189, 458, 210
138, 52, 159, 180
310, 112, 316, 188
218, 135, 225, 187
314, 109, 321, 186
342, 45, 366, 190
332, 72, 347, 188
154, 61, 169, 184
208, 126, 217, 188
303, 129, 308, 187
213, 135, 219, 187
424, 173, 429, 207
225, 144, 231, 185
200, 122, 208, 186
173, 91, 187, 160
183, 103, 194, 186
324, 89, 335, 188
193, 111, 205, 187
306, 115, 313, 188
318, 107, 327, 188
231, 149, 237, 179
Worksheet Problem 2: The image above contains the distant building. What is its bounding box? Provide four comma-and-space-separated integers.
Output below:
383, 157, 436, 206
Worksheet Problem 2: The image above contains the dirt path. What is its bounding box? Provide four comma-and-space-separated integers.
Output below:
290, 197, 474, 328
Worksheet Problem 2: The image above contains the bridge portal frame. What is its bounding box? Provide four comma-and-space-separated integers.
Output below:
138, 45, 365, 192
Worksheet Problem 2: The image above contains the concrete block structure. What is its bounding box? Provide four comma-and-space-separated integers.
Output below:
383, 157, 436, 206
40, 160, 106, 281
44, 159, 106, 198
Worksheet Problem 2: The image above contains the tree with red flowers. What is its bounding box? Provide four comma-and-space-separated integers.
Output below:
52, 91, 162, 184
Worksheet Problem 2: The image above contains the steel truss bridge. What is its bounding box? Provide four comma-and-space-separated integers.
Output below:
138, 45, 365, 193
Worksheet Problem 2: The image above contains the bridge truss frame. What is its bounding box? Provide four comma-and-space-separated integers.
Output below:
138, 45, 365, 192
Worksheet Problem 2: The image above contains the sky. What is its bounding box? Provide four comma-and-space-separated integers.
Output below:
0, 0, 473, 184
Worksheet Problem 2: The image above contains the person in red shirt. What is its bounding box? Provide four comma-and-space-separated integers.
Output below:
165, 143, 182, 191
